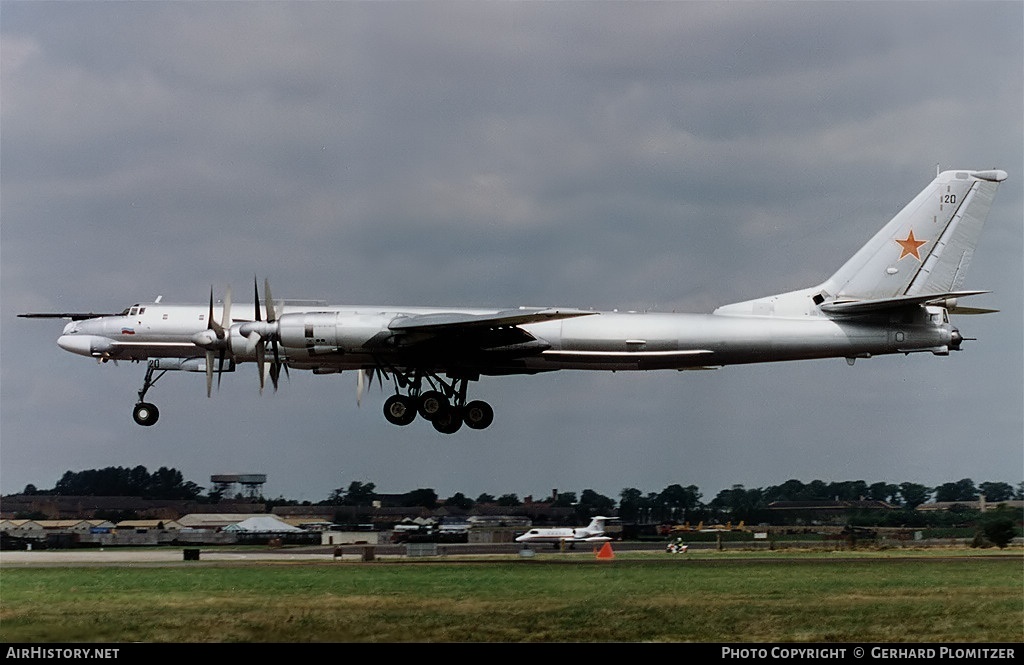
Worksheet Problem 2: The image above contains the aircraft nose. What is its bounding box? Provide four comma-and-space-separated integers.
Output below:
58, 335, 91, 355
58, 334, 112, 357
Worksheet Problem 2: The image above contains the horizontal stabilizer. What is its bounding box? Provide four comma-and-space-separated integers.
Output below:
820, 290, 990, 316
945, 305, 998, 315
389, 307, 596, 332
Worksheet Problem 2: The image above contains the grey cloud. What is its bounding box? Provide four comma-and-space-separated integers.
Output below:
2, 1, 1020, 501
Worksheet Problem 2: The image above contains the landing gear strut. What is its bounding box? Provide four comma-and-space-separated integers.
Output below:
377, 368, 494, 433
133, 361, 166, 426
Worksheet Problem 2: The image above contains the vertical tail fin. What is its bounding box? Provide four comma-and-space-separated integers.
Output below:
821, 169, 1007, 300
714, 168, 1006, 318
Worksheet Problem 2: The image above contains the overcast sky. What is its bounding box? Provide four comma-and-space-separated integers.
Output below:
2, 1, 1021, 505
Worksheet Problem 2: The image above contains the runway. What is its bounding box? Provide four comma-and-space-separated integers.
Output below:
3, 540, 1009, 567
0, 541, 676, 566
0, 548, 339, 566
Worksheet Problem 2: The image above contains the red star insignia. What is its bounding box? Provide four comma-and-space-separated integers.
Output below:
895, 229, 927, 261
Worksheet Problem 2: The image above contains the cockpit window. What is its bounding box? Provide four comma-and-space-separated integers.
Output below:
129, 307, 139, 316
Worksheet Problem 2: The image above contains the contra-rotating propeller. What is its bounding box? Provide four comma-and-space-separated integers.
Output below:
190, 285, 232, 397
239, 277, 289, 394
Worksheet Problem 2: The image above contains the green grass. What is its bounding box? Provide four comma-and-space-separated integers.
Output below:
1, 551, 1021, 642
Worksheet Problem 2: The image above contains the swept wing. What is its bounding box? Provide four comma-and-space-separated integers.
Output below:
388, 307, 596, 332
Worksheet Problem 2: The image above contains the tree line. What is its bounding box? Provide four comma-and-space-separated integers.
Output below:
13, 467, 1022, 524
20, 466, 204, 501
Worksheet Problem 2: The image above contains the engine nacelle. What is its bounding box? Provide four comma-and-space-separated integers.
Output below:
276, 311, 394, 355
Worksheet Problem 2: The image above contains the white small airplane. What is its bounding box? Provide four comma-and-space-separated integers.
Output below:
514, 516, 613, 548
21, 168, 1006, 433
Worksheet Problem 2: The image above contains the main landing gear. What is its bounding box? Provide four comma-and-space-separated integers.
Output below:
133, 361, 166, 426
380, 371, 494, 434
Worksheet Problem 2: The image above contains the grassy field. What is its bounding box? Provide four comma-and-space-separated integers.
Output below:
1, 549, 1021, 643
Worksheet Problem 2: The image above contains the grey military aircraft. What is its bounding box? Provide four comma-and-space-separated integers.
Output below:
21, 168, 1007, 433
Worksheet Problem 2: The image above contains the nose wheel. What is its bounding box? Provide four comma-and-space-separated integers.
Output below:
133, 402, 160, 426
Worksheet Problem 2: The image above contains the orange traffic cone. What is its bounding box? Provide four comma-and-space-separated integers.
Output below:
596, 542, 614, 560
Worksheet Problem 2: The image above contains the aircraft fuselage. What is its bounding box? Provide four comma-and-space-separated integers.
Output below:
57, 301, 956, 372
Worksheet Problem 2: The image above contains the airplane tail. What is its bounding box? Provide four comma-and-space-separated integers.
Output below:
715, 168, 1006, 317
820, 169, 1006, 301
586, 516, 609, 532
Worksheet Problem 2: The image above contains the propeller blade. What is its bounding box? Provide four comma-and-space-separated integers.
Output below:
264, 278, 276, 322
249, 278, 283, 394
208, 287, 225, 338
265, 278, 285, 391
270, 361, 280, 392
207, 288, 215, 330
253, 276, 262, 322
270, 339, 282, 392
221, 285, 232, 330
217, 348, 226, 390
205, 350, 215, 398
218, 285, 231, 389
251, 277, 267, 394
357, 369, 365, 407
256, 341, 266, 394
205, 286, 229, 396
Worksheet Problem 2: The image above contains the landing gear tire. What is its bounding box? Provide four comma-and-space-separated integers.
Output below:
133, 402, 159, 427
383, 395, 416, 426
417, 391, 447, 421
463, 400, 494, 430
432, 406, 463, 434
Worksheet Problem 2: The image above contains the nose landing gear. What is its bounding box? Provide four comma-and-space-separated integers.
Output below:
132, 360, 166, 426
